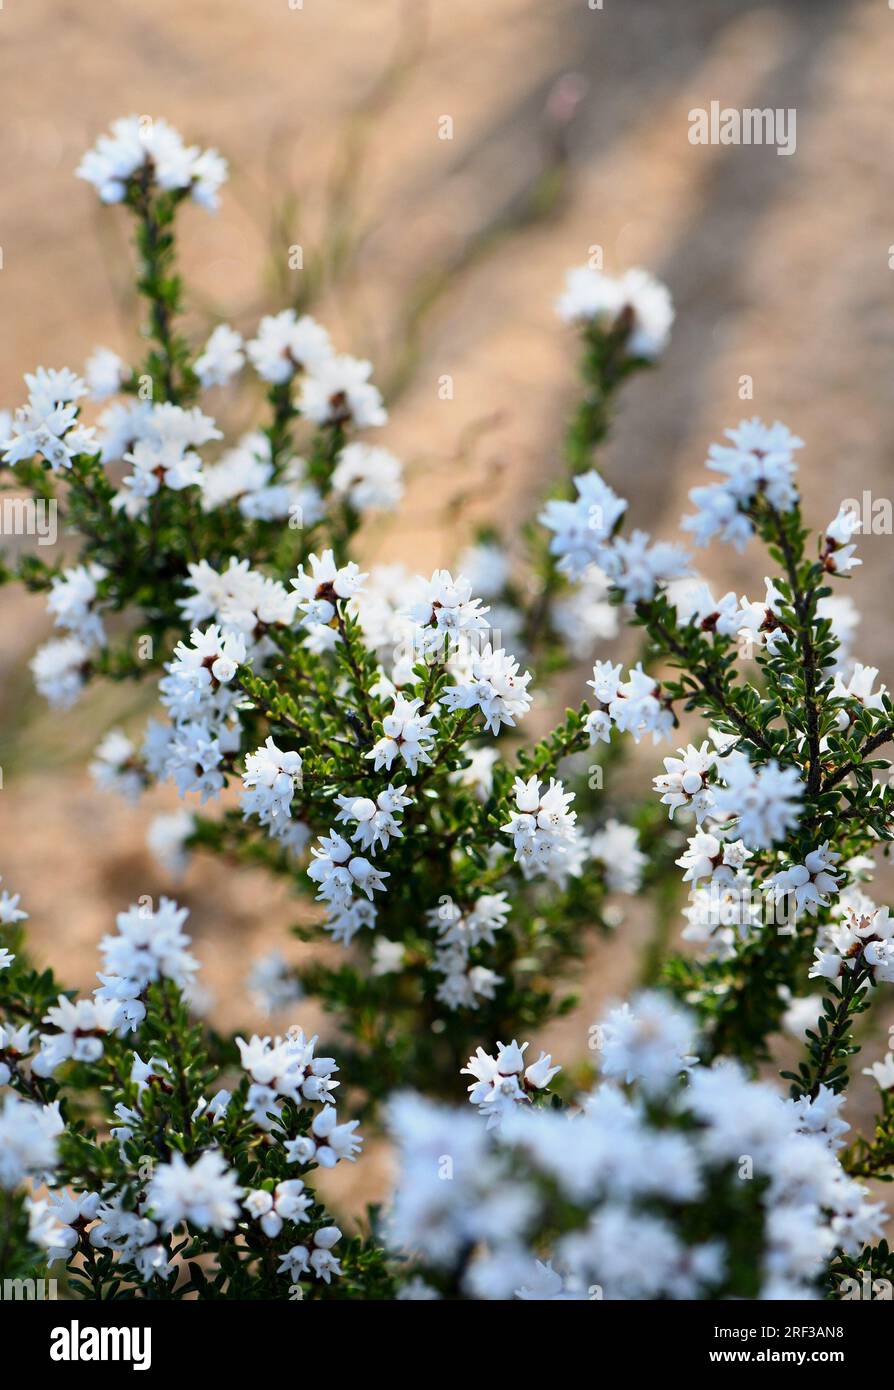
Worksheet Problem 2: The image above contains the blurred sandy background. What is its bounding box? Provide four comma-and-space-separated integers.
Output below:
2, 0, 894, 1205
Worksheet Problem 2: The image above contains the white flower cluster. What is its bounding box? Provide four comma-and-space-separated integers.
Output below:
588, 819, 647, 894
541, 469, 689, 602
0, 1092, 64, 1189
306, 781, 415, 950
367, 693, 435, 774
810, 901, 894, 986
441, 642, 533, 734
141, 559, 302, 807
241, 737, 308, 854
387, 995, 885, 1300
822, 505, 862, 577
710, 751, 804, 850
111, 402, 221, 519
661, 735, 804, 858
667, 575, 791, 656
236, 1028, 361, 1170
462, 1039, 560, 1128
76, 115, 227, 210
91, 897, 199, 1036
683, 419, 803, 551
427, 893, 510, 1011
586, 659, 674, 746
200, 431, 321, 523
3, 367, 96, 471
247, 309, 386, 428
501, 775, 585, 886
555, 264, 675, 360
32, 557, 119, 709
768, 843, 842, 918
292, 548, 367, 652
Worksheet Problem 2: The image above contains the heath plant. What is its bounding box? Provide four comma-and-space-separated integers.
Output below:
1, 116, 893, 1300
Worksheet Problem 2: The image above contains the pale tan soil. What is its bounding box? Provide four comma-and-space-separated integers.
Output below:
2, 0, 894, 1209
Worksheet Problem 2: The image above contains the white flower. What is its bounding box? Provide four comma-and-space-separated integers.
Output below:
810, 904, 894, 986
308, 1226, 343, 1283
242, 738, 304, 827
434, 950, 503, 1011
30, 636, 92, 708
462, 1040, 560, 1128
3, 368, 96, 470
32, 995, 120, 1075
159, 624, 246, 722
653, 742, 716, 822
676, 830, 751, 887
429, 893, 510, 949
598, 993, 697, 1095
178, 556, 300, 637
308, 831, 389, 909
863, 1053, 894, 1090
0, 1094, 63, 1189
501, 775, 584, 885
711, 752, 803, 849
768, 843, 842, 918
305, 1106, 363, 1167
589, 820, 646, 893
247, 952, 302, 1016
371, 938, 405, 975
322, 899, 378, 946
334, 784, 412, 853
30, 1191, 99, 1261
90, 729, 144, 802
85, 347, 130, 400
407, 569, 491, 659
601, 529, 691, 604
300, 354, 386, 429
94, 897, 198, 1030
0, 1022, 34, 1086
823, 505, 861, 576
292, 548, 367, 628
195, 324, 245, 388
367, 693, 436, 774
77, 116, 227, 210
832, 662, 887, 729
161, 719, 225, 803
786, 1086, 850, 1152
539, 471, 627, 580
608, 663, 674, 746
555, 265, 674, 359
246, 310, 332, 384
237, 1029, 337, 1107
682, 419, 802, 550
0, 878, 28, 927
331, 443, 403, 512
113, 438, 204, 518
441, 643, 533, 734
47, 562, 108, 646
147, 1150, 242, 1232
244, 1180, 312, 1237
146, 809, 195, 879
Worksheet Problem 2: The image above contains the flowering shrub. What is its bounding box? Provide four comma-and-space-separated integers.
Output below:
2, 115, 894, 1300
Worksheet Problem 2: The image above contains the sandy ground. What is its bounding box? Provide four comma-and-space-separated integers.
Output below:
2, 0, 894, 1205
